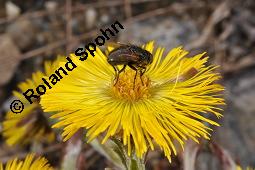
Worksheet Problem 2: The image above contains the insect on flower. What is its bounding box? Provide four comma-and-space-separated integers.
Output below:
107, 42, 153, 87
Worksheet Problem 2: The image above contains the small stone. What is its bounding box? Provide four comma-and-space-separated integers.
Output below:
5, 1, 21, 20
45, 1, 58, 12
84, 8, 97, 29
0, 34, 21, 86
7, 19, 37, 50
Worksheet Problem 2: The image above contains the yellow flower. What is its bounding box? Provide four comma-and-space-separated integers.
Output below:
40, 41, 224, 160
0, 154, 53, 170
237, 166, 255, 170
14, 56, 67, 104
3, 103, 54, 145
2, 57, 65, 145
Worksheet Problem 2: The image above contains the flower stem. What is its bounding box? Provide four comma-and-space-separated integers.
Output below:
111, 138, 146, 170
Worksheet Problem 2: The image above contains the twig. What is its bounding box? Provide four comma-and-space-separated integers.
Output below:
210, 143, 237, 170
222, 53, 255, 74
61, 129, 83, 170
66, 0, 72, 54
186, 1, 231, 50
0, 0, 158, 25
21, 3, 191, 60
22, 40, 66, 60
183, 140, 200, 170
124, 0, 132, 23
123, 3, 190, 24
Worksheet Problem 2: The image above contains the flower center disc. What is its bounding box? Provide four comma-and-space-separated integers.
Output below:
112, 70, 151, 101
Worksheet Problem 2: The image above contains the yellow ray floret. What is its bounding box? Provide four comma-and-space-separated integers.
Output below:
13, 56, 66, 104
2, 57, 65, 146
237, 166, 255, 170
0, 154, 53, 170
3, 104, 54, 146
40, 41, 225, 160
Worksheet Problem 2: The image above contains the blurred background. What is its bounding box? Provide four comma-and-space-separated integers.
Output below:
0, 0, 254, 169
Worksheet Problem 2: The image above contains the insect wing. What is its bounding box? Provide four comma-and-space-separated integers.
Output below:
105, 42, 126, 54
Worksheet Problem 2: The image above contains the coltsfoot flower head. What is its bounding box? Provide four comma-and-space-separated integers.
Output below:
0, 154, 53, 170
237, 166, 255, 170
40, 41, 225, 160
3, 57, 65, 146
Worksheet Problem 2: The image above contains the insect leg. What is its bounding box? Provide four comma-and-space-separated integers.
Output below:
112, 65, 118, 79
112, 66, 120, 85
119, 65, 127, 74
114, 65, 127, 85
128, 64, 138, 89
139, 67, 146, 86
